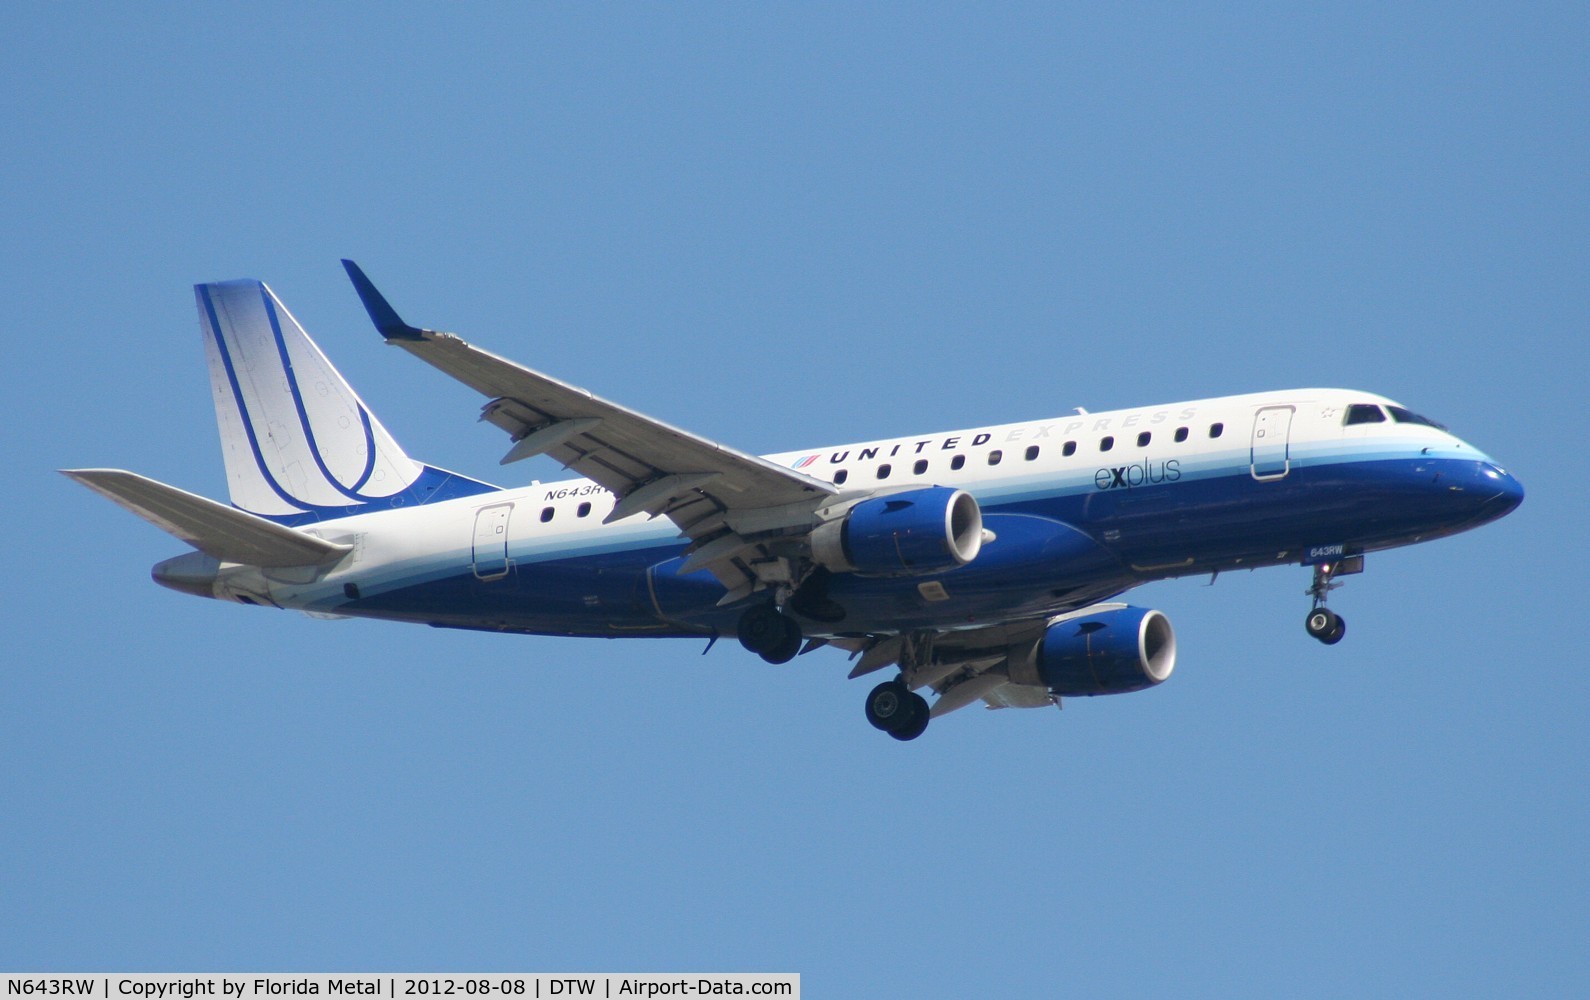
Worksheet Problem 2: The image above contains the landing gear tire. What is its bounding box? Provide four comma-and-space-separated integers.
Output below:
865, 680, 930, 741
1306, 608, 1346, 645
737, 605, 803, 664
865, 680, 906, 730
760, 615, 803, 664
738, 605, 782, 653
889, 696, 930, 741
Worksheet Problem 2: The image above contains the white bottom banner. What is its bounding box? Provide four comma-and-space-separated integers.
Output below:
1, 976, 798, 1000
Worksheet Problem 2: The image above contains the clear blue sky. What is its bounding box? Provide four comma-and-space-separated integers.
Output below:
4, 3, 1585, 994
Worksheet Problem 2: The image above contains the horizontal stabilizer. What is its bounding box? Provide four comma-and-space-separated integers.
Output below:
62, 469, 352, 568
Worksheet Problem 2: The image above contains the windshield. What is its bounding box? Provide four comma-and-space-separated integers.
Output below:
1344, 404, 1386, 425
1387, 405, 1446, 430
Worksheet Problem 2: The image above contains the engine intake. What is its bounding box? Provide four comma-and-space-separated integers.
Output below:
811, 487, 983, 577
1014, 606, 1177, 696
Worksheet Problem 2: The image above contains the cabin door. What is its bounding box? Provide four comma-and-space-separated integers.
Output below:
1250, 405, 1295, 480
471, 503, 514, 580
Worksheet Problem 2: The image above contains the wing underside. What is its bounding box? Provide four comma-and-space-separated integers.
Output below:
343, 260, 837, 598
839, 616, 1064, 715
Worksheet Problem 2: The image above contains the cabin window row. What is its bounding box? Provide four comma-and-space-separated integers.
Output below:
540, 501, 595, 523
539, 419, 1233, 514
829, 422, 1225, 484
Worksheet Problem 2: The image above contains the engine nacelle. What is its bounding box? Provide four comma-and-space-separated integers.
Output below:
1013, 606, 1177, 696
811, 487, 983, 577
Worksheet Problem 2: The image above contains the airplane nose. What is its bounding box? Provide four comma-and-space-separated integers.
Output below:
1426, 460, 1523, 531
1487, 465, 1525, 517
1454, 462, 1523, 524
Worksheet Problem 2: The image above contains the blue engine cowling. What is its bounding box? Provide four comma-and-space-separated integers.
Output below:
1030, 606, 1177, 696
811, 487, 983, 577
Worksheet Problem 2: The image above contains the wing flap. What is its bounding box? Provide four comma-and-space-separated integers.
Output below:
63, 469, 351, 568
398, 327, 827, 509
342, 260, 836, 545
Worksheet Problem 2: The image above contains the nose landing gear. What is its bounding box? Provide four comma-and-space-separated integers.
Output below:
1304, 558, 1360, 645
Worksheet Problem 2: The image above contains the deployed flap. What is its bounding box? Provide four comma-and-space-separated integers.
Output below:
62, 469, 351, 568
342, 261, 832, 513
342, 260, 838, 591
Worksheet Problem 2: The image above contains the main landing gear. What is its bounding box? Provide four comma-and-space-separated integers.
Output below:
737, 604, 803, 664
1304, 560, 1353, 645
865, 678, 930, 742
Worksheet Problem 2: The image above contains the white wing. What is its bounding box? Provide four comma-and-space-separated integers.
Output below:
343, 261, 838, 598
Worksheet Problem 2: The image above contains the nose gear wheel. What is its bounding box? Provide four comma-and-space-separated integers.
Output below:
1304, 562, 1349, 645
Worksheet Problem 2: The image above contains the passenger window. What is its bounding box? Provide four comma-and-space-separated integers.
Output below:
1209, 423, 1224, 439
877, 464, 891, 479
913, 459, 928, 475
1175, 426, 1189, 443
1137, 432, 1151, 447
987, 450, 1003, 466
577, 502, 591, 518
1025, 445, 1040, 461
834, 469, 848, 485
540, 506, 554, 523
1063, 441, 1076, 457
950, 455, 966, 471
1100, 436, 1114, 452
1344, 404, 1386, 425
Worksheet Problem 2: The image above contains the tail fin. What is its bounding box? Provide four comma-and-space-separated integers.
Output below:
196, 279, 497, 525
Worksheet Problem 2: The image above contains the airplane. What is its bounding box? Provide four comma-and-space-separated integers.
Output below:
63, 261, 1525, 741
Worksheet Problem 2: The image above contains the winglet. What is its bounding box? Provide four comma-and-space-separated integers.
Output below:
341, 259, 426, 340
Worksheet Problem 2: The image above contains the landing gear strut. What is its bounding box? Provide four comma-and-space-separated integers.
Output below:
737, 604, 803, 664
1305, 561, 1350, 645
865, 678, 930, 741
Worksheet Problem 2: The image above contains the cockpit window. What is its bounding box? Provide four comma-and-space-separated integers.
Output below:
1344, 404, 1386, 425
1387, 405, 1445, 429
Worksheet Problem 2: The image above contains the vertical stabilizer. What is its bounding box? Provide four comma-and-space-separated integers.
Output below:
196, 279, 496, 524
